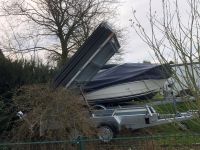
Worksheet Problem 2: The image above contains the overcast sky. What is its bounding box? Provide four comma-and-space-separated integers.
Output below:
1, 0, 154, 63
116, 0, 192, 64
117, 0, 150, 63
0, 0, 189, 64
117, 0, 161, 63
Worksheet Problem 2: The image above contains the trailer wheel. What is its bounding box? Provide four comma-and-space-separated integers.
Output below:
97, 125, 115, 142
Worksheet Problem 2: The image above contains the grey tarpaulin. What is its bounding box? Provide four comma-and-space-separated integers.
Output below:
84, 63, 171, 92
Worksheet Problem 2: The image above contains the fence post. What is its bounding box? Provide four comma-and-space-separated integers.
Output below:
77, 136, 85, 150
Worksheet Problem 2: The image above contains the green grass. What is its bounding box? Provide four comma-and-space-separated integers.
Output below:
125, 94, 200, 136
151, 101, 200, 134
154, 100, 199, 113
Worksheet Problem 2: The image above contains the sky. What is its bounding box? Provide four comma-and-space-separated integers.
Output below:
0, 0, 189, 64
116, 0, 191, 63
116, 0, 153, 63
0, 0, 156, 63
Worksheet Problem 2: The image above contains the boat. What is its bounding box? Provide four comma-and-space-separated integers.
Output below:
84, 63, 171, 104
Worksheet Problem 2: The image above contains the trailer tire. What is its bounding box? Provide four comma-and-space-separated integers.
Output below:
97, 125, 117, 142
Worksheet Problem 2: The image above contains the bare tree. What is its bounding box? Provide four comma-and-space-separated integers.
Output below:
132, 0, 200, 104
1, 0, 119, 65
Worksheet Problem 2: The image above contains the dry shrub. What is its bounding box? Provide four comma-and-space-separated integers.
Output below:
10, 84, 95, 142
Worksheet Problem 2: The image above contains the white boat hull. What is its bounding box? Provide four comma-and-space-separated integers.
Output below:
85, 79, 167, 104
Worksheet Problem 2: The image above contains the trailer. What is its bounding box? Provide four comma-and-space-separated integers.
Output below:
91, 105, 198, 142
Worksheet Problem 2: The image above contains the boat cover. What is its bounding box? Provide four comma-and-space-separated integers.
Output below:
84, 63, 171, 92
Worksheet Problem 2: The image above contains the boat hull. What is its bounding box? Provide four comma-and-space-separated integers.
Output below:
85, 79, 166, 104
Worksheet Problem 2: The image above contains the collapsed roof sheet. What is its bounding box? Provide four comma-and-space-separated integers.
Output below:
53, 22, 120, 88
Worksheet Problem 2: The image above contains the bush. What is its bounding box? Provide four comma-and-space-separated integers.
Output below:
0, 55, 55, 137
10, 84, 95, 142
0, 58, 54, 96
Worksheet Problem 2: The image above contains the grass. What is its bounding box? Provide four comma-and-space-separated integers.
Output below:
123, 94, 200, 136
154, 102, 195, 113
120, 93, 200, 136
148, 99, 200, 135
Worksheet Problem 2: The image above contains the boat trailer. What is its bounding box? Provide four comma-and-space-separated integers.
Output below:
91, 105, 199, 142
